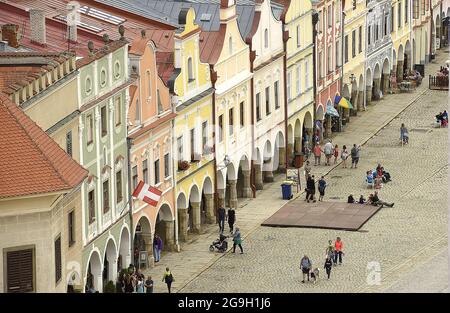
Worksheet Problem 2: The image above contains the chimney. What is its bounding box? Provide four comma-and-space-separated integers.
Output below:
29, 9, 47, 45
220, 0, 237, 23
66, 2, 79, 42
1, 24, 20, 48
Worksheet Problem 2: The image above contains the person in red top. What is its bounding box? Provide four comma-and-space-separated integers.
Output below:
313, 143, 322, 166
334, 237, 344, 265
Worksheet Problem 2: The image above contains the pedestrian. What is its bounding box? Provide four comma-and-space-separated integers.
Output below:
358, 195, 366, 204
400, 123, 409, 144
323, 140, 334, 166
333, 144, 339, 164
162, 267, 174, 293
145, 275, 154, 293
218, 206, 226, 233
300, 255, 312, 283
124, 274, 134, 293
368, 191, 394, 208
318, 176, 327, 201
325, 239, 335, 261
306, 175, 316, 203
227, 207, 236, 233
115, 275, 124, 293
324, 257, 333, 279
232, 227, 244, 254
341, 145, 349, 168
350, 144, 360, 169
313, 142, 322, 166
304, 160, 311, 183
153, 234, 163, 263
136, 276, 145, 293
334, 237, 344, 265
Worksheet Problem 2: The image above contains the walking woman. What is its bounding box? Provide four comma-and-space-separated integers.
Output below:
232, 228, 244, 254
341, 145, 349, 168
313, 143, 322, 166
162, 267, 174, 293
333, 144, 339, 164
318, 176, 327, 202
324, 257, 333, 279
400, 123, 409, 145
228, 207, 236, 233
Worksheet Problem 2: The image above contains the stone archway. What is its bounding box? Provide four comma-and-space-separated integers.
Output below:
358, 74, 364, 110
188, 185, 201, 234
287, 124, 294, 162
381, 58, 390, 94
351, 78, 358, 114
155, 203, 175, 252
436, 14, 441, 51
202, 176, 214, 224
405, 40, 412, 73
225, 162, 237, 209
366, 67, 373, 105
85, 250, 102, 293
397, 44, 404, 82
103, 239, 118, 286
118, 226, 131, 272
315, 105, 325, 142
412, 39, 417, 67
133, 215, 153, 268
177, 193, 188, 242
341, 84, 351, 122
424, 31, 428, 63
262, 140, 273, 183
253, 148, 263, 190
237, 155, 251, 200
294, 119, 301, 154
302, 111, 313, 152
274, 131, 286, 172
372, 63, 381, 101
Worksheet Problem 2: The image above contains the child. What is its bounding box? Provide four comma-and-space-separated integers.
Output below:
310, 268, 320, 284
333, 144, 339, 164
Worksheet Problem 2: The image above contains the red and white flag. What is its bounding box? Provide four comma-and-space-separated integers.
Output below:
132, 181, 162, 207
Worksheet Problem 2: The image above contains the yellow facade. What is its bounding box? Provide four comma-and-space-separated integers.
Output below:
392, 0, 413, 80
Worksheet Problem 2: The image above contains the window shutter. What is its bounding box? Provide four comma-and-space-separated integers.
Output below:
55, 237, 62, 283
66, 131, 72, 157
7, 249, 34, 292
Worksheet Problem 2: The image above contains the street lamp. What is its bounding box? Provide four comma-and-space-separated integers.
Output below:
349, 73, 356, 84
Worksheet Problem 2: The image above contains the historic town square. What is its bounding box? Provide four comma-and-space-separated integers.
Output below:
0, 0, 449, 294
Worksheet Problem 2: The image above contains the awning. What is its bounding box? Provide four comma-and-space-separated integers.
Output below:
326, 104, 339, 117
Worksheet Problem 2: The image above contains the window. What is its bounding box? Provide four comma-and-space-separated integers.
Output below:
66, 131, 72, 157
101, 106, 107, 137
132, 166, 138, 190
6, 248, 34, 292
274, 81, 279, 109
327, 6, 332, 28
296, 25, 301, 47
229, 108, 234, 134
154, 159, 160, 184
164, 153, 170, 178
421, 0, 425, 15
135, 99, 141, 125
398, 3, 402, 30
103, 180, 109, 213
384, 15, 389, 36
265, 87, 271, 115
100, 69, 107, 87
368, 25, 372, 45
87, 114, 94, 145
239, 102, 245, 126
54, 236, 62, 284
190, 128, 196, 156
68, 211, 75, 247
116, 170, 123, 203
229, 36, 233, 55
218, 115, 223, 142
352, 30, 356, 58
88, 190, 95, 224
413, 0, 419, 19
405, 0, 409, 23
305, 61, 310, 89
147, 71, 152, 96
177, 136, 184, 160
157, 89, 163, 114
188, 57, 195, 82
344, 35, 349, 63
358, 26, 362, 53
336, 40, 341, 67
296, 65, 301, 94
328, 45, 333, 72
264, 29, 269, 48
202, 121, 208, 152
256, 93, 261, 121
142, 160, 148, 184
85, 77, 92, 94
287, 72, 292, 100
115, 96, 121, 126
375, 24, 379, 41
318, 51, 323, 78
114, 61, 121, 79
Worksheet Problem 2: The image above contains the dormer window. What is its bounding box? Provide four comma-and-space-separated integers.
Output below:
188, 57, 195, 82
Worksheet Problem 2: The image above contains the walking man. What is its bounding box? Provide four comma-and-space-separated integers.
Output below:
162, 267, 174, 293
300, 255, 312, 283
153, 234, 163, 263
218, 206, 226, 233
350, 144, 361, 169
145, 275, 153, 293
304, 161, 311, 185
323, 140, 334, 166
306, 175, 316, 203
325, 240, 335, 262
334, 237, 344, 265
324, 257, 333, 279
313, 143, 322, 166
227, 207, 236, 233
232, 227, 243, 254
318, 176, 327, 202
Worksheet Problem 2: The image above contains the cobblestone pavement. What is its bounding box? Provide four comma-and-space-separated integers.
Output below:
178, 54, 449, 293
145, 51, 449, 293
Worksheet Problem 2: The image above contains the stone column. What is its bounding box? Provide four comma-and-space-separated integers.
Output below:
228, 180, 238, 209
217, 189, 225, 208
373, 78, 381, 100
204, 193, 215, 223
107, 257, 118, 283
366, 86, 372, 105
278, 147, 286, 172
325, 115, 332, 138
358, 90, 364, 111
164, 221, 175, 251
351, 92, 358, 116
144, 239, 154, 268
178, 208, 188, 242
287, 143, 293, 161
254, 164, 264, 190
397, 60, 404, 83
92, 268, 103, 293
190, 202, 201, 234
241, 170, 253, 198
382, 74, 389, 94
294, 137, 301, 153
263, 160, 274, 183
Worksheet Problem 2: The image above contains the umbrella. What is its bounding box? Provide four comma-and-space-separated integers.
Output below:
334, 95, 353, 109
326, 103, 339, 117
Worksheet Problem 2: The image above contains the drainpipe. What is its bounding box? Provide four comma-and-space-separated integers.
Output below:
210, 65, 219, 220
312, 11, 319, 141
281, 10, 289, 173
126, 137, 134, 267
247, 37, 257, 198
339, 3, 346, 131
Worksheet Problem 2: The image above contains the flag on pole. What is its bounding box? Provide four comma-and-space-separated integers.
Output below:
334, 95, 353, 109
132, 181, 162, 207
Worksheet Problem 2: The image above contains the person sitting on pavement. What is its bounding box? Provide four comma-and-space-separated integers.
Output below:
373, 170, 382, 189
347, 194, 355, 203
369, 191, 394, 208
366, 170, 374, 186
359, 195, 366, 204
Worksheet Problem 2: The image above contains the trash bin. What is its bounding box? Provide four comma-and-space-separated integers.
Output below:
281, 182, 293, 200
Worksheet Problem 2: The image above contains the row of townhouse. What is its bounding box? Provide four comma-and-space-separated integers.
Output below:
0, 0, 448, 293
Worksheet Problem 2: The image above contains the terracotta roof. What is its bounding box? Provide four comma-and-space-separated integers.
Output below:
199, 28, 225, 65
76, 38, 128, 68
0, 93, 88, 199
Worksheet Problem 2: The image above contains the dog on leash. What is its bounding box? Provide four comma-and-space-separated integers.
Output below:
310, 268, 320, 284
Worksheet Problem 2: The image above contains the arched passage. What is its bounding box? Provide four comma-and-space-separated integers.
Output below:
294, 119, 301, 154
155, 203, 175, 253
287, 124, 294, 162
262, 140, 273, 183
302, 111, 313, 153
177, 192, 188, 242
381, 58, 390, 94
436, 14, 441, 51
85, 250, 102, 293
103, 239, 118, 285
405, 40, 412, 74
118, 226, 131, 272
253, 147, 264, 190
225, 162, 237, 209
237, 155, 252, 199
366, 67, 373, 105
358, 74, 365, 110
372, 63, 381, 100
202, 176, 215, 224
133, 215, 152, 268
397, 44, 404, 82
188, 185, 201, 233
273, 131, 285, 172
350, 79, 358, 113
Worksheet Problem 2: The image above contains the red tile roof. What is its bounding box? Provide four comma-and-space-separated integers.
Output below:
0, 92, 88, 199
199, 28, 225, 65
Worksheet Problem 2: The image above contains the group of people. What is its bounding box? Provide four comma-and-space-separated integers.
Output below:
300, 237, 344, 283
312, 140, 361, 169
217, 206, 243, 254
404, 69, 423, 85
436, 110, 448, 128
304, 173, 327, 203
348, 190, 394, 208
114, 265, 154, 293
435, 65, 449, 77
366, 164, 392, 189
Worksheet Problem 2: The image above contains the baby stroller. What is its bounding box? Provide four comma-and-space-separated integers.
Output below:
209, 234, 228, 253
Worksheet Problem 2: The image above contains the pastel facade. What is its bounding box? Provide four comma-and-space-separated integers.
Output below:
391, 0, 413, 84
411, 0, 432, 65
